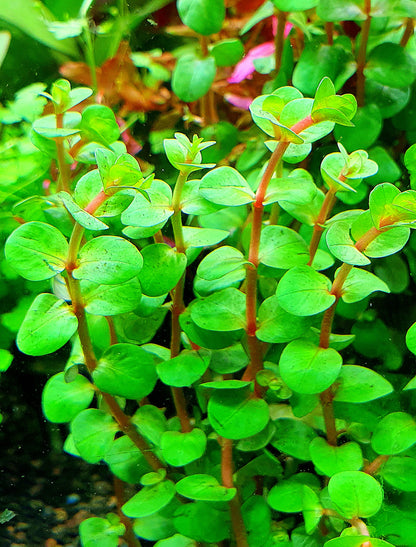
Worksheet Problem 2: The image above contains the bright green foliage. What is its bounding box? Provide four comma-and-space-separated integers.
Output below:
310, 438, 363, 477
157, 349, 210, 387
371, 412, 416, 455
122, 480, 176, 518
176, 474, 236, 501
104, 436, 151, 483
210, 39, 244, 67
339, 267, 390, 303
172, 55, 216, 103
139, 244, 186, 296
190, 287, 246, 331
272, 418, 317, 459
71, 409, 118, 464
173, 502, 230, 542
79, 515, 125, 547
177, 0, 225, 35
17, 293, 78, 356
5, 221, 68, 280
42, 372, 94, 423
333, 365, 393, 403
161, 429, 207, 466
267, 474, 319, 512
257, 296, 311, 343
200, 166, 254, 206
93, 344, 157, 400
328, 471, 383, 518
258, 225, 309, 269
81, 277, 142, 315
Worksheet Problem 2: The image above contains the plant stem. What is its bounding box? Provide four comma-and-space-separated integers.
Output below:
55, 113, 70, 193
170, 170, 192, 432
325, 22, 334, 45
400, 17, 414, 47
308, 188, 337, 266
114, 476, 142, 547
221, 439, 249, 547
356, 1, 372, 107
364, 454, 389, 475
274, 10, 288, 73
320, 388, 338, 446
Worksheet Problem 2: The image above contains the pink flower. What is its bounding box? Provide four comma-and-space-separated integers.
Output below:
225, 93, 253, 109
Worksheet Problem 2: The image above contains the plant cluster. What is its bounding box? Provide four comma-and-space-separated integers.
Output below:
2, 1, 416, 547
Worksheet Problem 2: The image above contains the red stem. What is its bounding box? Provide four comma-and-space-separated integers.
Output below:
308, 188, 337, 266
400, 17, 414, 47
274, 10, 288, 73
356, 1, 372, 107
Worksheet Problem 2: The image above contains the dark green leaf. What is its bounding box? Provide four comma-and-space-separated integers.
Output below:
272, 418, 317, 460
210, 38, 244, 67
173, 502, 230, 542
365, 43, 416, 88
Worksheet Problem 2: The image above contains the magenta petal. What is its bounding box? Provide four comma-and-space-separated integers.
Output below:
225, 94, 253, 110
228, 41, 275, 84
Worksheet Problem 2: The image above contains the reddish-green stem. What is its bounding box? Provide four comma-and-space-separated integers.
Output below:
319, 388, 338, 446
364, 454, 389, 475
308, 188, 337, 266
274, 9, 288, 73
114, 477, 142, 547
356, 0, 372, 107
400, 17, 414, 47
55, 113, 70, 193
221, 439, 249, 547
325, 22, 334, 45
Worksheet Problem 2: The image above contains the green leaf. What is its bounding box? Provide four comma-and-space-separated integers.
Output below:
310, 438, 363, 477
190, 287, 246, 331
177, 0, 225, 35
257, 295, 311, 343
276, 266, 336, 316
17, 294, 78, 356
59, 192, 109, 231
82, 277, 141, 316
172, 54, 216, 102
122, 480, 176, 518
32, 111, 81, 138
156, 535, 197, 547
138, 244, 187, 297
0, 349, 13, 372
42, 372, 94, 423
379, 456, 416, 492
280, 97, 335, 143
210, 38, 244, 67
242, 496, 272, 547
71, 408, 118, 464
316, 0, 366, 21
406, 321, 416, 356
328, 471, 383, 518
334, 104, 382, 152
132, 405, 168, 447
340, 267, 390, 303
173, 502, 230, 542
74, 236, 143, 285
208, 389, 270, 439
93, 344, 157, 400
161, 429, 207, 466
80, 105, 120, 145
5, 221, 68, 281
365, 43, 416, 88
326, 221, 370, 266
200, 166, 254, 206
182, 227, 228, 249
272, 0, 318, 9
197, 246, 248, 281
272, 418, 317, 460
267, 474, 319, 512
209, 344, 248, 374
324, 537, 394, 547
369, 182, 400, 229
279, 339, 342, 394
333, 365, 394, 403
258, 226, 309, 269
176, 474, 236, 502
80, 516, 124, 547
157, 349, 211, 387
133, 504, 177, 541
121, 180, 173, 228
366, 80, 411, 119
104, 436, 151, 484
302, 485, 322, 534
371, 412, 416, 455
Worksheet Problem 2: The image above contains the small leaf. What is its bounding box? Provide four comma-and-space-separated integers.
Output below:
379, 456, 416, 492
277, 266, 336, 316
42, 372, 94, 423
267, 474, 319, 512
333, 365, 393, 403
33, 112, 81, 138
177, 0, 225, 35
122, 481, 176, 518
157, 350, 211, 387
371, 412, 416, 455
197, 246, 248, 281
59, 192, 109, 231
326, 221, 370, 266
80, 104, 120, 145
161, 429, 207, 467
121, 180, 172, 228
176, 474, 236, 502
340, 267, 390, 303
82, 277, 141, 316
310, 438, 363, 477
71, 408, 118, 464
138, 244, 187, 297
104, 436, 151, 484
200, 166, 255, 206
258, 225, 309, 269
182, 227, 228, 249
279, 339, 342, 394
272, 418, 317, 460
173, 502, 230, 543
172, 54, 216, 103
5, 221, 68, 281
190, 287, 246, 332
17, 294, 78, 356
80, 516, 124, 547
210, 38, 244, 67
74, 236, 143, 285
93, 344, 157, 400
257, 295, 311, 343
328, 471, 383, 518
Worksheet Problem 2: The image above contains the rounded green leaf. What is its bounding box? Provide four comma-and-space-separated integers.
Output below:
272, 418, 317, 460
406, 322, 416, 356
122, 480, 176, 518
71, 408, 118, 464
5, 221, 68, 281
80, 517, 124, 547
161, 429, 207, 467
257, 295, 311, 343
104, 436, 151, 484
340, 267, 390, 303
139, 244, 187, 297
42, 372, 94, 423
197, 246, 247, 281
133, 510, 176, 541
258, 225, 309, 269
59, 191, 109, 231
177, 0, 225, 35
279, 339, 342, 394
365, 43, 416, 88
74, 236, 143, 285
334, 104, 382, 152
190, 287, 246, 331
267, 477, 316, 513
200, 166, 254, 206
93, 343, 157, 400
182, 227, 228, 249
210, 38, 244, 67
272, 0, 318, 9
176, 474, 236, 502
276, 266, 336, 316
310, 438, 363, 477
33, 111, 81, 138
121, 180, 173, 228
157, 349, 211, 387
173, 502, 230, 543
172, 54, 216, 103
208, 389, 269, 440
17, 293, 78, 356
82, 277, 142, 316
328, 471, 383, 518
326, 221, 370, 266
371, 412, 416, 455
333, 365, 393, 403
380, 456, 416, 492
80, 104, 120, 145
324, 537, 394, 547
